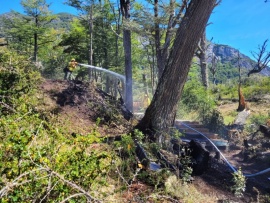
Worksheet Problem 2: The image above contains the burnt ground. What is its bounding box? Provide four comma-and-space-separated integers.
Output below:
39, 79, 270, 203
195, 146, 270, 202
39, 79, 132, 137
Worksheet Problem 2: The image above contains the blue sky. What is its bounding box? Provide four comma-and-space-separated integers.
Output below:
0, 0, 77, 15
0, 0, 269, 59
207, 0, 270, 59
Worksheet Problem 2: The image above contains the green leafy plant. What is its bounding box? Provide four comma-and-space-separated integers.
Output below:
249, 113, 269, 127
179, 66, 216, 120
138, 169, 172, 190
133, 129, 145, 143
231, 168, 246, 197
113, 134, 138, 181
0, 50, 117, 202
180, 156, 193, 183
201, 109, 225, 136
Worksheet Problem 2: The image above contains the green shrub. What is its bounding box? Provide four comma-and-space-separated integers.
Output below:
0, 50, 116, 202
231, 168, 246, 197
248, 113, 269, 127
179, 67, 216, 120
0, 48, 42, 116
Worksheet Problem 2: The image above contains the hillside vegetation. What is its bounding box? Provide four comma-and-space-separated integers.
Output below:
0, 49, 217, 202
1, 1, 270, 202
1, 48, 270, 202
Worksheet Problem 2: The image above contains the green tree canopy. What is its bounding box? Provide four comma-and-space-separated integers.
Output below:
2, 0, 56, 62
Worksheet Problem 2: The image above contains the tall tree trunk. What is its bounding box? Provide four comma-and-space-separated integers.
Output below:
34, 32, 38, 62
88, 5, 93, 65
34, 16, 38, 62
110, 2, 121, 66
237, 84, 246, 112
155, 0, 185, 80
136, 0, 216, 139
115, 13, 121, 66
237, 51, 246, 111
195, 30, 209, 88
87, 14, 93, 81
150, 42, 156, 94
199, 30, 209, 88
154, 0, 164, 80
123, 29, 133, 112
120, 0, 133, 112
209, 52, 218, 85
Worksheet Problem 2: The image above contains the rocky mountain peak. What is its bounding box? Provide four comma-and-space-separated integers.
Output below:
208, 43, 270, 76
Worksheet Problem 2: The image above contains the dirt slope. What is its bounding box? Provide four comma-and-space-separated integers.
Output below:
39, 79, 131, 136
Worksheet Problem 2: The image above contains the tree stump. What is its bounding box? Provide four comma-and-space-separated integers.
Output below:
259, 125, 270, 138
189, 140, 209, 175
237, 86, 246, 111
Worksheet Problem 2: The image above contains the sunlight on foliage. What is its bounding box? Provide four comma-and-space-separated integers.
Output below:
231, 168, 246, 197
165, 175, 217, 203
0, 50, 119, 202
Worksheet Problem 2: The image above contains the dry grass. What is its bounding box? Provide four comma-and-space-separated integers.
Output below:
165, 176, 219, 203
218, 101, 270, 125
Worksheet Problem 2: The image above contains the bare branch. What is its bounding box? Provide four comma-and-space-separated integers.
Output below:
110, 25, 123, 39
0, 167, 102, 203
44, 168, 102, 203
163, 0, 188, 50
115, 166, 130, 186
59, 193, 85, 203
248, 39, 270, 76
0, 101, 17, 113
215, 0, 222, 6
0, 169, 43, 197
146, 194, 179, 203
39, 175, 59, 202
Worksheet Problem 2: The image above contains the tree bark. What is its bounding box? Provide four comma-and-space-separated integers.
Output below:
123, 29, 133, 112
154, 0, 164, 80
34, 16, 38, 62
136, 0, 216, 139
237, 84, 246, 111
88, 5, 93, 65
209, 52, 219, 85
237, 51, 246, 111
120, 0, 133, 112
155, 0, 187, 80
196, 30, 209, 88
87, 6, 93, 81
34, 32, 38, 62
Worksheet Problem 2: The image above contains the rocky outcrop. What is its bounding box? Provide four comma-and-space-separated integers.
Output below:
213, 44, 253, 68
207, 43, 270, 76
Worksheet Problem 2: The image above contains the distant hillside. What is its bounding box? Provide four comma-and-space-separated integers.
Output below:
209, 43, 270, 77
0, 12, 76, 32
51, 12, 76, 30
